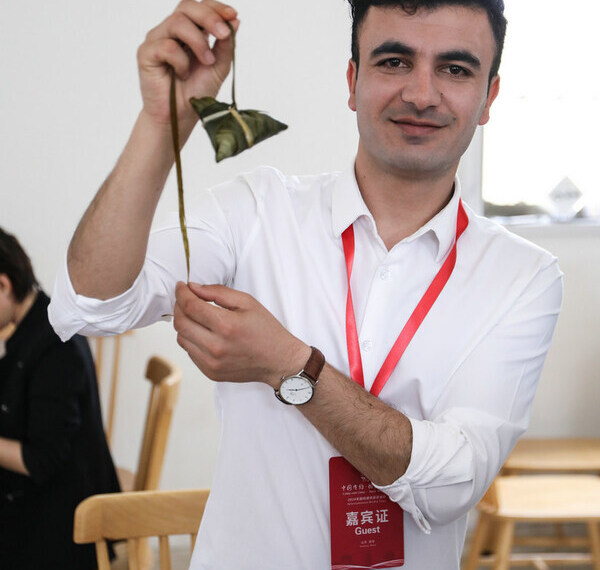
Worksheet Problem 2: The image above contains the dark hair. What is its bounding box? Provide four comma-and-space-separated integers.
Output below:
0, 227, 38, 302
347, 0, 507, 84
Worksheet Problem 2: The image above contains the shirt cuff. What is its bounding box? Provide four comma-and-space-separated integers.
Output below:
373, 417, 432, 534
48, 254, 156, 341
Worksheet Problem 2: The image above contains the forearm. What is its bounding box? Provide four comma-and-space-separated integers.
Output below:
68, 111, 194, 300
174, 284, 414, 486
0, 437, 29, 476
298, 363, 413, 486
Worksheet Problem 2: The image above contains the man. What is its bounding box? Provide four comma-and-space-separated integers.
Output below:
0, 228, 121, 569
49, 1, 563, 568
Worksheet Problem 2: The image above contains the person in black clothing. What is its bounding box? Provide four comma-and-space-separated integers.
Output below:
0, 227, 121, 569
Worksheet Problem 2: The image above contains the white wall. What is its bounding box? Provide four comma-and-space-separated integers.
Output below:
1, 0, 598, 492
511, 224, 600, 437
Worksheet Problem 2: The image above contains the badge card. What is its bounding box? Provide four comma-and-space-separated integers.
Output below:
329, 456, 405, 569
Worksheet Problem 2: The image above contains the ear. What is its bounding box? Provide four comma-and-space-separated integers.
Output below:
347, 59, 358, 112
478, 75, 500, 126
0, 274, 12, 296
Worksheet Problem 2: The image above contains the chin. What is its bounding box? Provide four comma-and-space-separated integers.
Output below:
381, 154, 455, 178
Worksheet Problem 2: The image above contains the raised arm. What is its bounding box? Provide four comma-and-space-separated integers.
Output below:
67, 0, 239, 300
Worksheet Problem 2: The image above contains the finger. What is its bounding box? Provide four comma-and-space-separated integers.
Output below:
175, 282, 232, 331
177, 0, 237, 41
210, 18, 240, 64
138, 38, 193, 80
173, 294, 223, 357
176, 329, 216, 373
188, 283, 250, 311
174, 305, 213, 348
166, 12, 217, 66
173, 298, 228, 367
202, 0, 238, 20
146, 13, 214, 67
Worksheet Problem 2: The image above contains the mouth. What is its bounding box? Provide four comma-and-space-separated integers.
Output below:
391, 118, 445, 137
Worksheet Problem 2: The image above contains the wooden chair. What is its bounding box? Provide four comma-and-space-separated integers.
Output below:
117, 355, 182, 493
74, 489, 210, 570
103, 355, 181, 569
93, 332, 133, 445
500, 437, 600, 554
464, 475, 600, 570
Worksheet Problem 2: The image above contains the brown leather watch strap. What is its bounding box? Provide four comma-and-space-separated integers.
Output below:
302, 347, 325, 383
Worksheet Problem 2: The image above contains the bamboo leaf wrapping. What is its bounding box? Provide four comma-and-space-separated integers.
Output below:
190, 97, 288, 162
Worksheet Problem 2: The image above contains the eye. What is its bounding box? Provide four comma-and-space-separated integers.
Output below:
377, 57, 407, 70
442, 64, 471, 78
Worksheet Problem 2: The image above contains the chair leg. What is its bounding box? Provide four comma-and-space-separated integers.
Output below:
492, 520, 514, 570
136, 537, 154, 570
127, 538, 140, 570
464, 512, 492, 570
587, 521, 600, 570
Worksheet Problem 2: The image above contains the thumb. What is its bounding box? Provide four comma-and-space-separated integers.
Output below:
188, 283, 248, 310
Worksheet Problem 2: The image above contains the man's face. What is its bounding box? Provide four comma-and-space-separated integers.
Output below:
348, 5, 500, 179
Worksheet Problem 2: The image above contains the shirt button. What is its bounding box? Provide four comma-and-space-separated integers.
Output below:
379, 268, 390, 281
361, 339, 373, 352
16, 361, 24, 369
1, 404, 8, 414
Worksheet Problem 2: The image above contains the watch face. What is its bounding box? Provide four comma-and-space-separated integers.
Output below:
280, 375, 314, 405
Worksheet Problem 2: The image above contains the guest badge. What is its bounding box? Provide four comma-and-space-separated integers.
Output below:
329, 456, 404, 569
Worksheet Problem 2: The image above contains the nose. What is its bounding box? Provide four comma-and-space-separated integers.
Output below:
400, 67, 442, 111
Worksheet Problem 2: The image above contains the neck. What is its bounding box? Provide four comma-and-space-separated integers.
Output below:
14, 290, 38, 327
354, 154, 457, 250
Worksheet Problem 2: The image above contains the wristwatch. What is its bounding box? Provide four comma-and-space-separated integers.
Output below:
274, 347, 325, 405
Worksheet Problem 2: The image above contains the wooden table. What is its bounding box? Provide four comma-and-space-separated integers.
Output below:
503, 438, 600, 474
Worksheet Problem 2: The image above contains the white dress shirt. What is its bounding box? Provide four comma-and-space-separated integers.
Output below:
49, 164, 562, 570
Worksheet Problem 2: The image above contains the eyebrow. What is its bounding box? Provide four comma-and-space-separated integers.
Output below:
370, 41, 481, 70
370, 41, 415, 59
439, 50, 481, 70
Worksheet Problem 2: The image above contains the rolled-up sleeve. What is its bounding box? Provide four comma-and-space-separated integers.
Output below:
49, 187, 239, 341
375, 260, 563, 532
48, 258, 171, 341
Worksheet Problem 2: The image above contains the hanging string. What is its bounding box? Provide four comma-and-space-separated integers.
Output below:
169, 67, 190, 281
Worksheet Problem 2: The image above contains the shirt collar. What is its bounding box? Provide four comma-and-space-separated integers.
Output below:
331, 162, 373, 239
331, 162, 463, 263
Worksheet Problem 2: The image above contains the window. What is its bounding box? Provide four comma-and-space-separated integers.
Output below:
467, 1, 600, 222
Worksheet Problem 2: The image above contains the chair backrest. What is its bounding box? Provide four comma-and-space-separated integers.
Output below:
93, 332, 133, 445
73, 489, 210, 570
134, 356, 181, 491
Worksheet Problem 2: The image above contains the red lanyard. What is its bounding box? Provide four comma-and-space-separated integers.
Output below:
342, 199, 469, 397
